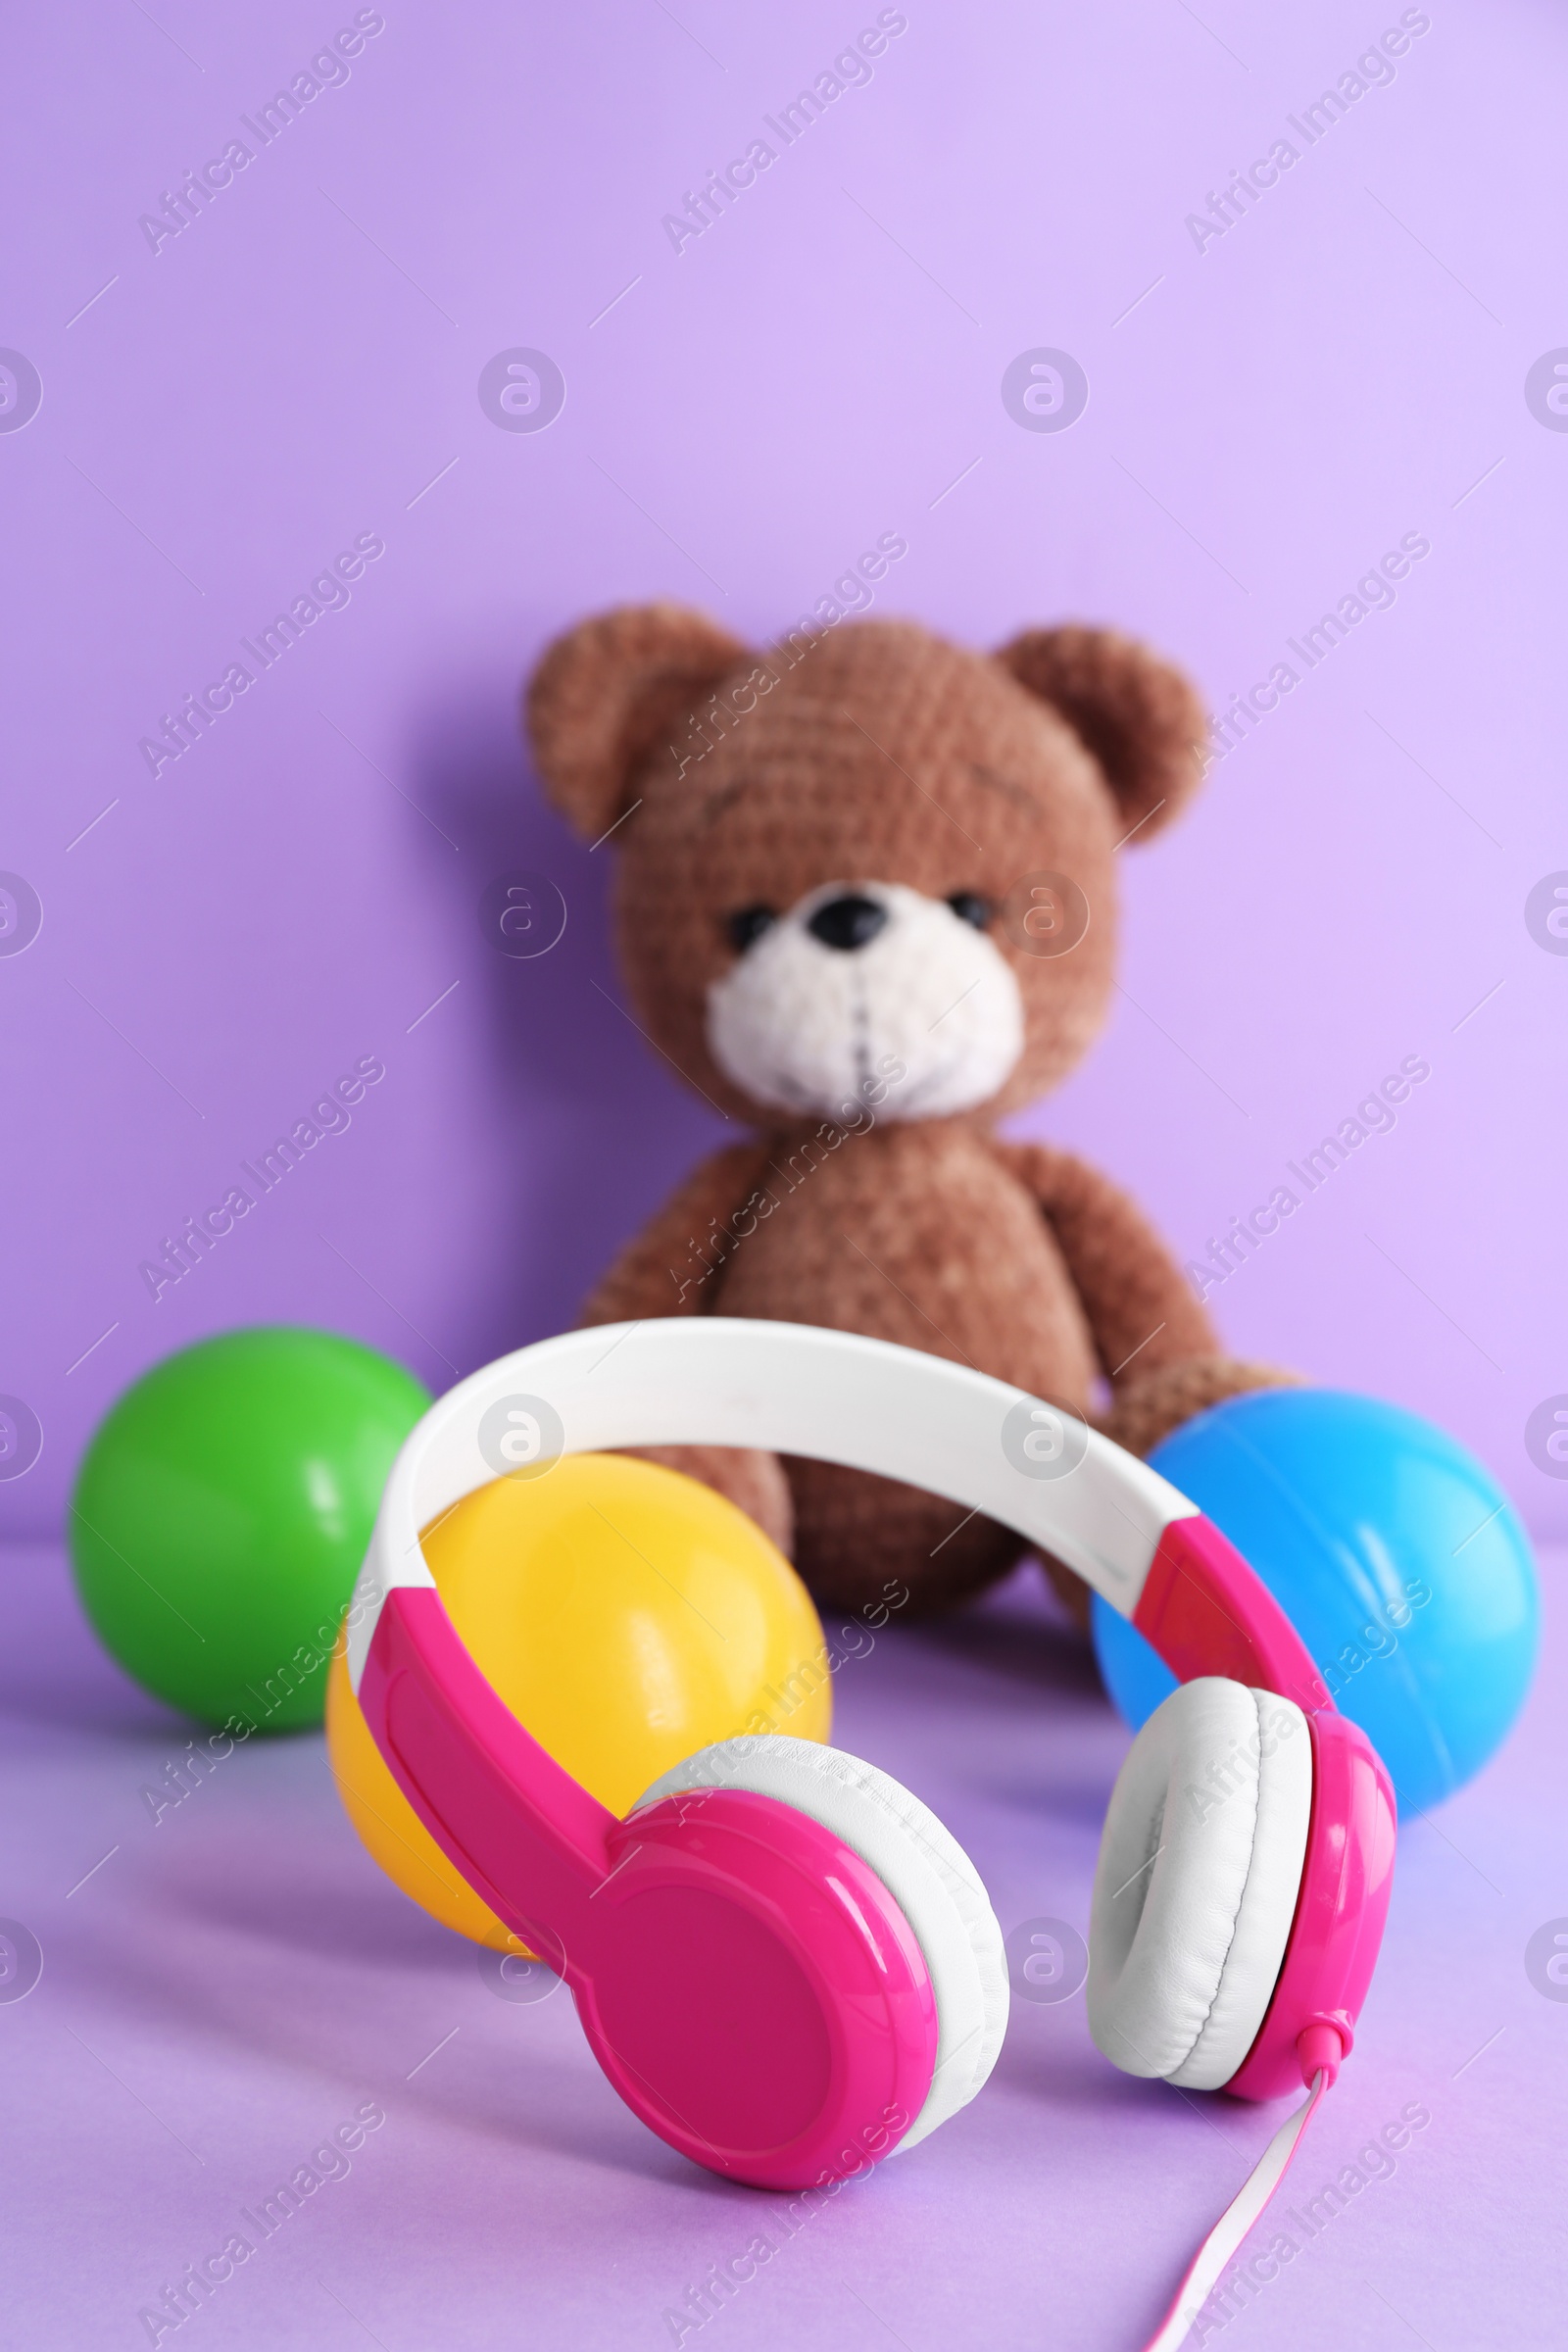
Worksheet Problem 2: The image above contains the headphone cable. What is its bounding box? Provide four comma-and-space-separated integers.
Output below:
1140, 2065, 1331, 2352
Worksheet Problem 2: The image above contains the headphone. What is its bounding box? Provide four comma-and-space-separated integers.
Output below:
345, 1319, 1396, 2265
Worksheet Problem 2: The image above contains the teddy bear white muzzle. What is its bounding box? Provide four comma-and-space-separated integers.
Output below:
705, 881, 1025, 1124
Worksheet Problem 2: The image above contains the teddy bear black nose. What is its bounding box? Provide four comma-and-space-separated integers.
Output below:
807, 894, 888, 952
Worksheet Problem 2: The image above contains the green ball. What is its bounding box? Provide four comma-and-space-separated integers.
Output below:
69, 1328, 430, 1733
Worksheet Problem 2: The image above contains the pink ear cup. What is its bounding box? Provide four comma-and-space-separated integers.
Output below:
583, 1786, 939, 2186
637, 1737, 1008, 2154
1088, 1683, 1396, 2105
360, 1588, 938, 2188
1125, 1516, 1397, 2097
1226, 1708, 1396, 2098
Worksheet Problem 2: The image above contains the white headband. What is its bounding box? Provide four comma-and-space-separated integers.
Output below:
346, 1318, 1198, 1690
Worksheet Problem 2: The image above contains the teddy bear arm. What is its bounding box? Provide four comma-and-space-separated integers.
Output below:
994, 1141, 1300, 1462
992, 1142, 1217, 1378
577, 1142, 796, 1557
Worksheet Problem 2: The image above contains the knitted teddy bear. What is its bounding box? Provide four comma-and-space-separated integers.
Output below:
525, 605, 1286, 1620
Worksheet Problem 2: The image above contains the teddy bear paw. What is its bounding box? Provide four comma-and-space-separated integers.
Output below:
1103, 1354, 1304, 1461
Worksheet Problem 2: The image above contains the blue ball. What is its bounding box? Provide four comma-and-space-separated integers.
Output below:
1092, 1388, 1539, 1817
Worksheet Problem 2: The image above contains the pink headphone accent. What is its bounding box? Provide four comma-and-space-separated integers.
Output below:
359, 1583, 940, 2188
1130, 1514, 1395, 2097
345, 1318, 1396, 2242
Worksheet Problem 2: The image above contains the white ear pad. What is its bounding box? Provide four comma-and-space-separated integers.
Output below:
635, 1736, 1008, 2152
1087, 1678, 1312, 2091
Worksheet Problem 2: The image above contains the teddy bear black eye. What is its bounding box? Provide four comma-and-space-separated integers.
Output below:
947, 892, 993, 930
726, 906, 777, 953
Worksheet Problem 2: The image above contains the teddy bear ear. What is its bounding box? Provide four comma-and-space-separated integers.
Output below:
525, 603, 752, 841
994, 625, 1208, 843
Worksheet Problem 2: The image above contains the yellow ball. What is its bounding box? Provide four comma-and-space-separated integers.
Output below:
326, 1452, 832, 1950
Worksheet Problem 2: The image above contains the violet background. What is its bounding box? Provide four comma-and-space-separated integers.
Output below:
2, 3, 1567, 2347
2, 0, 1564, 1539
